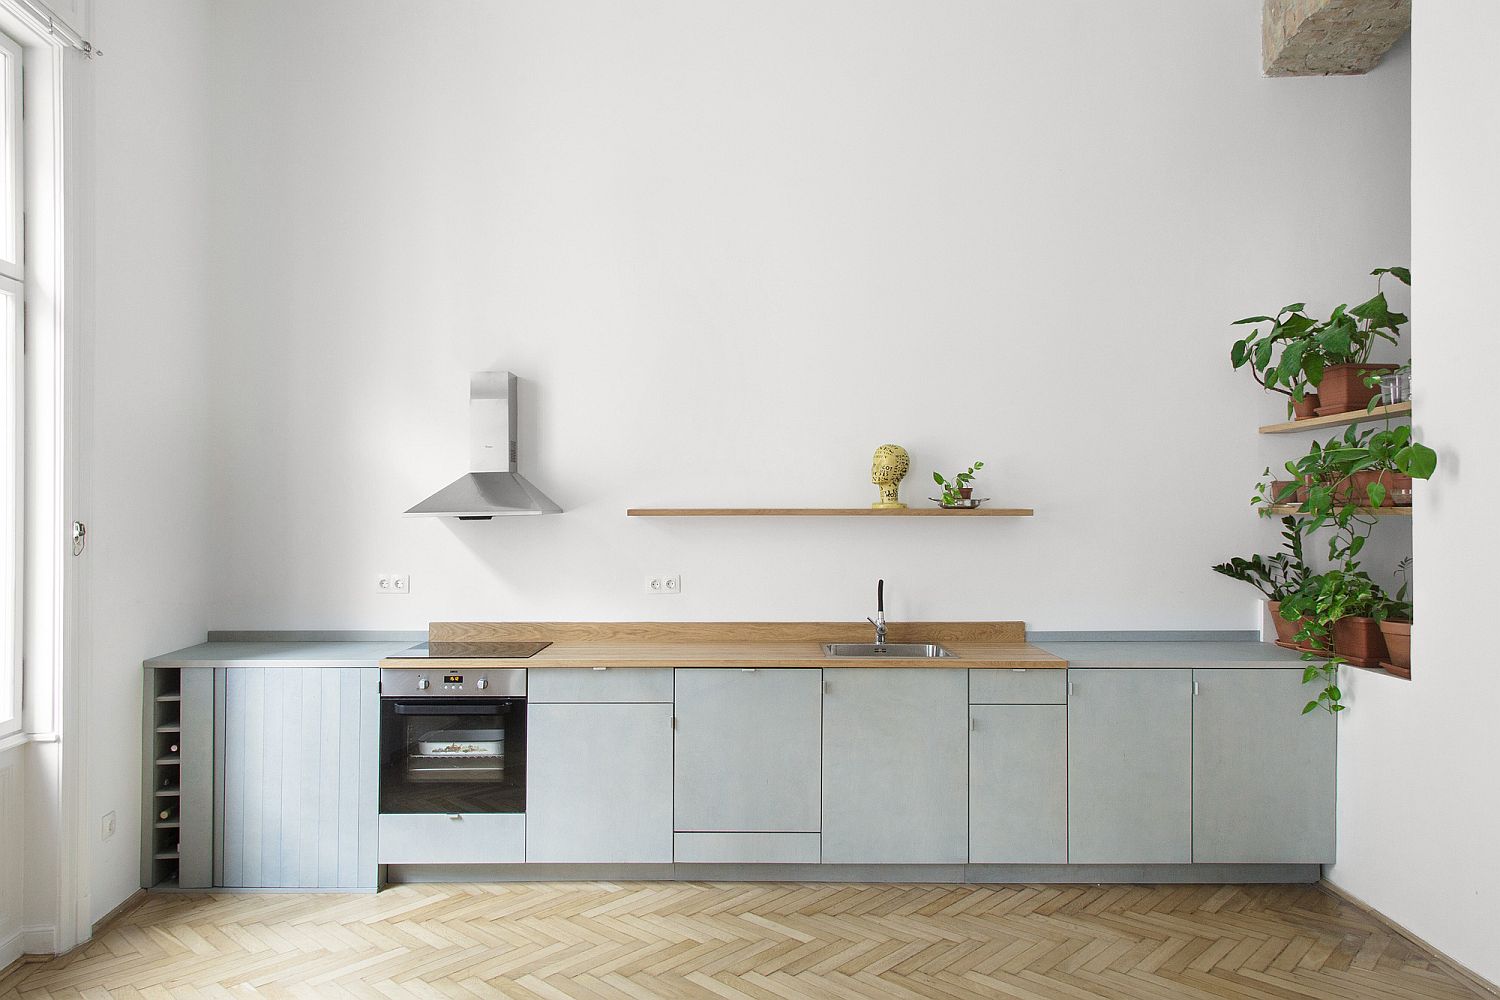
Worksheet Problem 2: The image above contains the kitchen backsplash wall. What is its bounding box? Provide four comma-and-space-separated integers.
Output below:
203, 1, 1411, 630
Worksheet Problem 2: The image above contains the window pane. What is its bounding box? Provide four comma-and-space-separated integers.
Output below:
0, 31, 19, 278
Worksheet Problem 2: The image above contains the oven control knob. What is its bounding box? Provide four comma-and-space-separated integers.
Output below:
475, 677, 488, 690
416, 677, 430, 690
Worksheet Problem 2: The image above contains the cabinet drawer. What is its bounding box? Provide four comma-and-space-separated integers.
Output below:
674, 833, 820, 864
969, 668, 1067, 704
526, 668, 673, 703
377, 813, 525, 864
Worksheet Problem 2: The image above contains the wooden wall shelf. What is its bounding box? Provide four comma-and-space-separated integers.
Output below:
1267, 505, 1411, 518
627, 507, 1034, 518
1259, 401, 1411, 435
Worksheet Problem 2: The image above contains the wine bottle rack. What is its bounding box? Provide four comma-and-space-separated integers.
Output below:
141, 666, 212, 890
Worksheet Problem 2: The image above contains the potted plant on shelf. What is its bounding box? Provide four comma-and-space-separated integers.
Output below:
932, 461, 985, 508
1231, 266, 1410, 418
1211, 517, 1311, 646
1280, 567, 1394, 713
1376, 558, 1412, 676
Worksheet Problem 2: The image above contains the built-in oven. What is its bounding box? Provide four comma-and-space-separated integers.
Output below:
378, 668, 527, 816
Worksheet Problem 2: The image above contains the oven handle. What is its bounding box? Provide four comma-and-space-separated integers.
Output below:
390, 702, 509, 716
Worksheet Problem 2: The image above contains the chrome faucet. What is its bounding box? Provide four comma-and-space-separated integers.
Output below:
867, 579, 887, 645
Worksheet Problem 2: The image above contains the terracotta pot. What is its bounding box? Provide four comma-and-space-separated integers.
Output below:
958, 487, 973, 500
1269, 480, 1299, 506
1336, 470, 1396, 507
1292, 392, 1320, 420
1387, 473, 1414, 506
1315, 364, 1397, 415
1267, 601, 1304, 646
1332, 615, 1389, 663
1379, 620, 1411, 670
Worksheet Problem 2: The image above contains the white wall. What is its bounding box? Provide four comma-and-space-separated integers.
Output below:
1326, 2, 1500, 988
86, 0, 214, 923
203, 1, 1410, 631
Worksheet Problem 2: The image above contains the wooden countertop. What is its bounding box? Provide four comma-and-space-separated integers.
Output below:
380, 642, 1064, 669
381, 622, 1066, 669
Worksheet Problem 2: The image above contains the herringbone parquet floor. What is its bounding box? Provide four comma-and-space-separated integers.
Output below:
0, 881, 1488, 999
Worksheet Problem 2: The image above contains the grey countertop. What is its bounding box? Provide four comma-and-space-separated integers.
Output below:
145, 635, 1304, 670
1034, 641, 1305, 668
144, 640, 415, 668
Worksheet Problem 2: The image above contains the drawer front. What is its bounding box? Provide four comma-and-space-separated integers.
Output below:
969, 668, 1067, 704
526, 668, 673, 703
674, 832, 820, 864
377, 813, 525, 864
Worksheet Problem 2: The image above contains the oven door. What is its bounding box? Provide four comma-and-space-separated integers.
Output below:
379, 698, 526, 814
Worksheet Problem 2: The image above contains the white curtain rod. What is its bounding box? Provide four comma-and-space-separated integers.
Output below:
10, 0, 100, 57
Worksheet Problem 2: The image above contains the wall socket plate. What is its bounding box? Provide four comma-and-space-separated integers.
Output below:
377, 573, 410, 594
101, 811, 116, 841
645, 574, 682, 595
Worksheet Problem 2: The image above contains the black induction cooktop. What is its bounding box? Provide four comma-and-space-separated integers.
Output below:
388, 641, 552, 659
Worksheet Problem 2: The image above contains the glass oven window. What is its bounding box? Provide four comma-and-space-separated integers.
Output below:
379, 698, 526, 814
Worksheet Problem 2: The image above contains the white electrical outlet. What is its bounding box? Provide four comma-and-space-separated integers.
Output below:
101, 811, 116, 841
663, 574, 681, 594
377, 574, 411, 594
645, 576, 663, 594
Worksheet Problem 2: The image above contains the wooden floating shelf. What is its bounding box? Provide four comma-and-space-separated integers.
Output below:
627, 507, 1035, 517
1259, 401, 1411, 434
1267, 505, 1411, 517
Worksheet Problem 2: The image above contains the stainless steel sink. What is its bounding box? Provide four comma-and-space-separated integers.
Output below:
822, 642, 957, 658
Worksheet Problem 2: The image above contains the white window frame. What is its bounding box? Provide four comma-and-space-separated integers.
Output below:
0, 25, 21, 739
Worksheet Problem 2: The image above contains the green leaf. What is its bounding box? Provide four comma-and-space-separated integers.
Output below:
1398, 443, 1438, 479
1232, 316, 1275, 326
1302, 701, 1318, 715
1366, 482, 1386, 507
932, 472, 944, 485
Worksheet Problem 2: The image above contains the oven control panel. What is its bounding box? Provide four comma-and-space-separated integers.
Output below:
379, 667, 526, 698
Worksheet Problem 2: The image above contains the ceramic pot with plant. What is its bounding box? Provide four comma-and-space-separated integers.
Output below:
932, 461, 984, 508
1292, 393, 1320, 420
1281, 567, 1396, 713
1231, 266, 1410, 418
1211, 517, 1310, 646
1286, 423, 1436, 532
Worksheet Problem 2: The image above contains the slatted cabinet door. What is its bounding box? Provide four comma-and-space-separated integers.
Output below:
218, 668, 379, 889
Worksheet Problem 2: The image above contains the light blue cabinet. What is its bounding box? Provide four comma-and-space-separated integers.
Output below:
526, 702, 674, 862
969, 705, 1068, 863
1192, 669, 1336, 863
1067, 668, 1192, 864
822, 669, 967, 864
673, 668, 822, 834
217, 667, 379, 889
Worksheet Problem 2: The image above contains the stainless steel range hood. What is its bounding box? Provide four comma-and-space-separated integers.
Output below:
405, 372, 562, 519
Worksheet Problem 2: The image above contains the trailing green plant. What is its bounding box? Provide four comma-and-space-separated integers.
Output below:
1374, 557, 1413, 624
1211, 517, 1309, 602
932, 461, 984, 506
1230, 266, 1411, 413
1262, 423, 1437, 562
1280, 568, 1392, 715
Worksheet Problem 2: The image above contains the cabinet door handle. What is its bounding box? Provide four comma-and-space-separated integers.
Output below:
970, 717, 976, 732
1068, 681, 1074, 696
448, 814, 462, 821
1194, 680, 1200, 696
741, 667, 756, 672
1012, 668, 1027, 672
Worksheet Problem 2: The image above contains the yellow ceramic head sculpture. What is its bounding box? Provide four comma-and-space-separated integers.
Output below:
870, 444, 911, 509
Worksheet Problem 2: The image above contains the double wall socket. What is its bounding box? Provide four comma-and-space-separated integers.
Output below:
377, 573, 410, 594
645, 574, 682, 595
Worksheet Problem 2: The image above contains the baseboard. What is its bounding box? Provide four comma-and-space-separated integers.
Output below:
19, 926, 56, 956
1319, 880, 1500, 999
0, 928, 22, 979
382, 861, 1320, 886
92, 889, 146, 938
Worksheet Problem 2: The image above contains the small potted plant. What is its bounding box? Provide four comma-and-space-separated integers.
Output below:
1211, 517, 1311, 646
932, 461, 984, 508
1375, 558, 1412, 675
1281, 568, 1393, 711
1231, 266, 1409, 418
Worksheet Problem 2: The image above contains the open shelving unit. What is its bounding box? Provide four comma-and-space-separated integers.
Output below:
627, 507, 1034, 517
143, 668, 184, 889
1267, 505, 1411, 518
